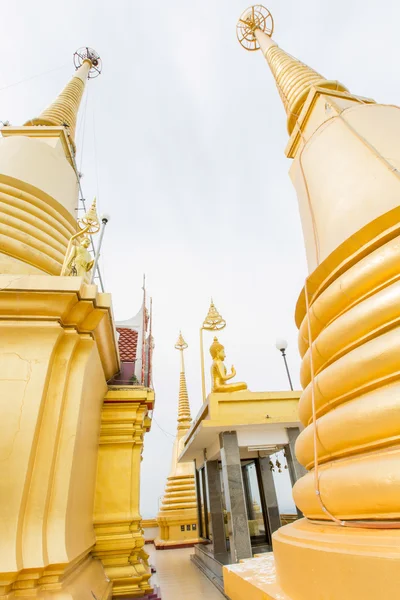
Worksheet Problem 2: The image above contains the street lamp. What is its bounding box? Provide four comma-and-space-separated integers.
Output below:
275, 338, 293, 391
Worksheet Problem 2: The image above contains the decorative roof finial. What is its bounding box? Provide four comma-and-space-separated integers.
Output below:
202, 299, 226, 331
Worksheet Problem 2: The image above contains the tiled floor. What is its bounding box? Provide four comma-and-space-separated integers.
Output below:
146, 544, 226, 600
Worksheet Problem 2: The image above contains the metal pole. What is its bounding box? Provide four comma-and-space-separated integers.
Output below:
70, 153, 105, 292
90, 215, 108, 284
200, 327, 206, 403
281, 350, 293, 391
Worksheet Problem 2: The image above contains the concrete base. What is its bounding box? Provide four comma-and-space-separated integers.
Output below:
224, 518, 400, 600
190, 545, 227, 596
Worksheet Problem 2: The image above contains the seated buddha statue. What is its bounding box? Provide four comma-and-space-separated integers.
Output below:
209, 337, 248, 393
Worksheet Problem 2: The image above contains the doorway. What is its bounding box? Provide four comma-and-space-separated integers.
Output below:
241, 459, 272, 548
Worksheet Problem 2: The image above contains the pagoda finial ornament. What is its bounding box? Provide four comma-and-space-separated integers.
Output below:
202, 298, 226, 331
237, 6, 350, 134
24, 47, 102, 151
175, 332, 191, 431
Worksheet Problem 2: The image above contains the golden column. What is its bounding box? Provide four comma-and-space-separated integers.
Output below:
155, 333, 201, 548
92, 387, 154, 597
234, 6, 400, 599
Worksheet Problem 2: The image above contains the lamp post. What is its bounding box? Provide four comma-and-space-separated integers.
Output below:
91, 213, 110, 284
275, 338, 293, 391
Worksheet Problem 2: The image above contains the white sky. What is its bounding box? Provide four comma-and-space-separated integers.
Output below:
1, 0, 399, 518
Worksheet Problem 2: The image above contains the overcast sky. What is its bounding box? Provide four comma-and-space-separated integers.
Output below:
1, 0, 399, 517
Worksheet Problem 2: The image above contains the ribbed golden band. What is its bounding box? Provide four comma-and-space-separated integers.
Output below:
294, 219, 400, 520
24, 61, 91, 149
264, 45, 348, 133
0, 179, 75, 274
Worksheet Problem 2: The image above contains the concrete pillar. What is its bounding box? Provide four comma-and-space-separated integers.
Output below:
194, 460, 204, 538
219, 432, 252, 563
205, 460, 226, 556
285, 427, 307, 518
259, 457, 281, 536
286, 427, 307, 482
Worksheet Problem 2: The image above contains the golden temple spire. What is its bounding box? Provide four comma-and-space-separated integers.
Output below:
175, 332, 192, 432
237, 6, 349, 134
24, 47, 102, 151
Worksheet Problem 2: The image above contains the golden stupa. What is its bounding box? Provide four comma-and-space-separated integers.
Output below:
0, 49, 154, 599
224, 6, 400, 600
155, 333, 201, 548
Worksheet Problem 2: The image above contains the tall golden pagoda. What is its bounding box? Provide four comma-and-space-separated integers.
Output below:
224, 6, 400, 600
155, 333, 201, 548
0, 49, 153, 599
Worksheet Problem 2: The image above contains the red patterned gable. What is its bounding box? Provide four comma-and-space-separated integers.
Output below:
116, 328, 138, 362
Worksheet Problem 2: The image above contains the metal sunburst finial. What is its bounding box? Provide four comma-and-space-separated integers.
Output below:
74, 47, 102, 78
236, 5, 274, 51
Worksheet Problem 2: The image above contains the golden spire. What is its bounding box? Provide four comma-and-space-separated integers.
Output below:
202, 298, 226, 331
175, 332, 191, 431
24, 48, 101, 151
237, 5, 350, 134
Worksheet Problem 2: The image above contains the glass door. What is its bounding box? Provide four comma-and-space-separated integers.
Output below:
242, 459, 270, 547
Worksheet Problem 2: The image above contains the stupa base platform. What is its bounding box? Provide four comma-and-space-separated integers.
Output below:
153, 537, 203, 550
224, 518, 400, 600
223, 553, 287, 600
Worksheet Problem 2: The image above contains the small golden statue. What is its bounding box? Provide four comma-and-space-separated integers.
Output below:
64, 236, 94, 277
209, 337, 247, 393
61, 198, 100, 277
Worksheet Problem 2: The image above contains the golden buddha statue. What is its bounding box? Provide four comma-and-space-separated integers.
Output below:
209, 337, 247, 393
64, 235, 94, 277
